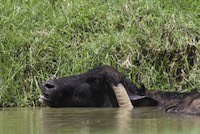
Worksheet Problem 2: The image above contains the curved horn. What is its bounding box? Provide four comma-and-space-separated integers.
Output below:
112, 83, 133, 109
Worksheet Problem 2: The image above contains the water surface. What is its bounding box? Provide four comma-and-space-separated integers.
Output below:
0, 107, 199, 134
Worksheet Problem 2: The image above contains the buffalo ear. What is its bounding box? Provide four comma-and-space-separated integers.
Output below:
129, 95, 158, 107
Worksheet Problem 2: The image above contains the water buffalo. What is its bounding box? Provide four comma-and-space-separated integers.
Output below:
145, 90, 200, 115
39, 65, 200, 115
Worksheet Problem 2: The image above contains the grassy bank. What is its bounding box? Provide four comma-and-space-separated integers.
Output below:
0, 0, 199, 107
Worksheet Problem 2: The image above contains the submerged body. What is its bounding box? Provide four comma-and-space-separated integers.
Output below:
39, 65, 200, 115
145, 90, 200, 115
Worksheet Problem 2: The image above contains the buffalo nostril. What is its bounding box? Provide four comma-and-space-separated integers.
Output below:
45, 83, 55, 89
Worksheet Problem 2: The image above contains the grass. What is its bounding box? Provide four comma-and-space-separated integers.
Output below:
0, 0, 199, 107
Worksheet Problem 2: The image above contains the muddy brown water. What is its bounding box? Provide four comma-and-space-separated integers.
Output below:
0, 107, 199, 134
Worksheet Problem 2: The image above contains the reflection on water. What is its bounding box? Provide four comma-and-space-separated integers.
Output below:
0, 107, 200, 134
0, 108, 41, 134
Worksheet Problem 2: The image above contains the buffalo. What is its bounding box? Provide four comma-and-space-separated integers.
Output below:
39, 65, 200, 115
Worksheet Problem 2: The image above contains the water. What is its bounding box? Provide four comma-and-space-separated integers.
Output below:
0, 107, 199, 134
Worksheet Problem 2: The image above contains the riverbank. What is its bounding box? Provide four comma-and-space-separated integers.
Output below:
0, 0, 199, 107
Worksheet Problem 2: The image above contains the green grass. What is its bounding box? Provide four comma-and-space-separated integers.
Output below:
0, 0, 199, 107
